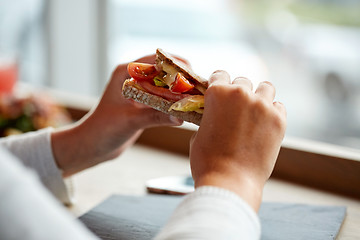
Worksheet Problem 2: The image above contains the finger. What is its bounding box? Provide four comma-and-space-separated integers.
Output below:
255, 81, 276, 102
232, 77, 253, 91
139, 109, 183, 128
135, 54, 156, 64
107, 63, 129, 90
209, 70, 231, 86
190, 132, 198, 145
273, 101, 287, 117
112, 54, 156, 88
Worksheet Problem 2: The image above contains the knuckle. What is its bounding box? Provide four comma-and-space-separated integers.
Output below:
273, 112, 286, 131
114, 64, 124, 75
111, 64, 128, 80
252, 98, 268, 112
206, 84, 256, 109
230, 86, 251, 102
206, 84, 226, 97
233, 85, 247, 95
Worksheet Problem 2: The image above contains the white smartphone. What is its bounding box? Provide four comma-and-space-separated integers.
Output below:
146, 175, 194, 195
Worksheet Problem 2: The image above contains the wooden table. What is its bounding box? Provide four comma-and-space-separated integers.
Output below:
68, 144, 360, 240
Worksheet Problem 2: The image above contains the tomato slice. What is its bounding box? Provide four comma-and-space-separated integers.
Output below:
127, 62, 159, 82
170, 73, 194, 93
136, 80, 190, 102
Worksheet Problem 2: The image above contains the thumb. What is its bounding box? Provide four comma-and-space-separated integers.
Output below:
190, 131, 198, 145
137, 108, 183, 128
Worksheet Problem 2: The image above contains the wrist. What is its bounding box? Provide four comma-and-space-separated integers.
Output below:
51, 119, 108, 177
51, 123, 87, 177
194, 172, 264, 211
51, 112, 142, 177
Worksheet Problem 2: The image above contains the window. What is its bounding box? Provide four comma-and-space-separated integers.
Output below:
0, 0, 47, 86
1, 0, 359, 151
106, 0, 267, 88
106, 0, 360, 150
235, 0, 360, 150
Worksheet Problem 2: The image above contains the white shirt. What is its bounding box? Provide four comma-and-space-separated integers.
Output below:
0, 128, 260, 239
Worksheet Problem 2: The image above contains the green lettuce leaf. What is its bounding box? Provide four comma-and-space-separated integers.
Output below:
153, 77, 167, 87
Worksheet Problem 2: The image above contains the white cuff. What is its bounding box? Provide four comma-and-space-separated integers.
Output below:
0, 128, 74, 205
156, 186, 261, 240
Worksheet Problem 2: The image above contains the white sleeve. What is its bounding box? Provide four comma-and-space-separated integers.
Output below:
0, 128, 73, 205
155, 186, 261, 240
0, 147, 98, 240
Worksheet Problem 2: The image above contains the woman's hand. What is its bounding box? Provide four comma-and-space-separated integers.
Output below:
52, 54, 183, 177
190, 70, 287, 211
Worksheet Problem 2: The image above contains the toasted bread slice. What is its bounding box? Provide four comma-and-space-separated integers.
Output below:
155, 48, 208, 88
122, 79, 202, 126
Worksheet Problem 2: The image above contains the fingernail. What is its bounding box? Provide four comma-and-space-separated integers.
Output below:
212, 70, 226, 75
234, 77, 249, 81
170, 116, 183, 125
260, 81, 274, 87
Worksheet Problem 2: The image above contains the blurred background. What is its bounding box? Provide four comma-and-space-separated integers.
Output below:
0, 0, 359, 149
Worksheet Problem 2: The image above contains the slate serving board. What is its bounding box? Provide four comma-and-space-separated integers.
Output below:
79, 194, 346, 240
